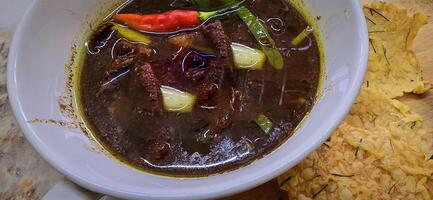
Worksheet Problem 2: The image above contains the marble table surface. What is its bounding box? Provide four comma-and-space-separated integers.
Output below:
0, 29, 62, 200
0, 30, 63, 199
0, 1, 73, 199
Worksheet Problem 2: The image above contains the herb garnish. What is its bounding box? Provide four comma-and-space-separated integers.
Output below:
279, 176, 292, 186
405, 28, 411, 49
355, 139, 363, 156
411, 121, 417, 129
369, 39, 377, 53
312, 184, 328, 198
331, 173, 355, 177
369, 30, 386, 33
382, 45, 390, 65
365, 16, 376, 25
388, 182, 397, 194
369, 8, 390, 21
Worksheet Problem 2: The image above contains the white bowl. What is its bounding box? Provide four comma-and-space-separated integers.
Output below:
7, 0, 368, 199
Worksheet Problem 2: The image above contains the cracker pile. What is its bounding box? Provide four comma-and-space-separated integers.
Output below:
278, 3, 433, 199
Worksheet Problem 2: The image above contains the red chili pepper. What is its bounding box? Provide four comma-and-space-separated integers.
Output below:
113, 1, 245, 33
114, 10, 201, 32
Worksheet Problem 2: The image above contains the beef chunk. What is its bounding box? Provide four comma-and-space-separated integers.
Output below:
195, 20, 235, 103
160, 48, 221, 102
200, 108, 232, 143
111, 42, 152, 73
89, 23, 113, 52
135, 44, 153, 63
167, 32, 199, 47
147, 127, 173, 161
110, 41, 136, 72
215, 109, 232, 130
114, 40, 136, 57
185, 68, 207, 81
168, 48, 211, 82
197, 59, 221, 102
182, 50, 211, 81
147, 142, 170, 160
130, 62, 163, 114
201, 20, 234, 74
111, 55, 135, 73
197, 81, 218, 102
99, 43, 154, 95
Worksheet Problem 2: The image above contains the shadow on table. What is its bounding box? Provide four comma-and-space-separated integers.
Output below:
221, 180, 288, 200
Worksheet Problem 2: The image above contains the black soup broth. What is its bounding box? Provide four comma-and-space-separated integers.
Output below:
79, 0, 321, 176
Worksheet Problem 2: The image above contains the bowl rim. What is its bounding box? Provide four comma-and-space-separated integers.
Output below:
7, 0, 369, 199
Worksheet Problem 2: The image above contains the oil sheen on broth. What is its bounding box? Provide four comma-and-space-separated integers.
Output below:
79, 0, 321, 176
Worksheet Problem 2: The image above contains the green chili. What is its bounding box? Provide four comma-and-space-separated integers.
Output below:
111, 23, 151, 44
256, 114, 273, 134
291, 26, 313, 46
221, 0, 284, 70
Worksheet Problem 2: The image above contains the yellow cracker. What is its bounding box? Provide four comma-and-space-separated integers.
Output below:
279, 91, 433, 199
364, 2, 430, 98
346, 87, 426, 151
278, 4, 433, 199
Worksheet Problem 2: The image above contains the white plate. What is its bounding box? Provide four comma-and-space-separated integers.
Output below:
7, 0, 368, 199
